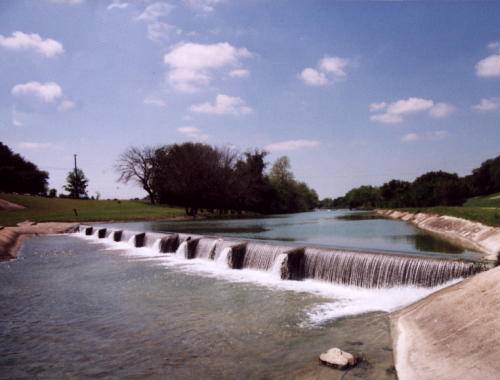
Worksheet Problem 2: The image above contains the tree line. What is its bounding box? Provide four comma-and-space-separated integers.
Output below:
116, 143, 319, 215
323, 154, 500, 210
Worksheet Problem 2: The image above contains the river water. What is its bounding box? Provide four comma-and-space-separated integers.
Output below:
0, 211, 478, 379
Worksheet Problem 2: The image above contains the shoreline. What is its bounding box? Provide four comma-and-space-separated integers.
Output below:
0, 222, 79, 261
391, 264, 500, 379
376, 209, 500, 261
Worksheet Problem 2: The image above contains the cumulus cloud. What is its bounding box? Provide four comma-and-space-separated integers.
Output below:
190, 94, 252, 115
58, 99, 75, 111
299, 68, 328, 87
184, 0, 222, 13
473, 97, 500, 112
476, 42, 500, 77
229, 69, 250, 78
0, 31, 64, 58
12, 81, 63, 103
300, 55, 349, 87
369, 102, 387, 112
265, 139, 320, 152
429, 102, 455, 118
177, 126, 208, 141
164, 42, 251, 92
136, 2, 175, 42
401, 130, 448, 143
143, 96, 167, 107
12, 107, 24, 127
107, 0, 128, 10
370, 97, 454, 124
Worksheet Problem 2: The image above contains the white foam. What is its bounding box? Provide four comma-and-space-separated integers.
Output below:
73, 232, 462, 326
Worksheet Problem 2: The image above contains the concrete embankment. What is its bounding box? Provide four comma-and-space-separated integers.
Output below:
377, 209, 500, 261
0, 222, 78, 260
391, 264, 500, 380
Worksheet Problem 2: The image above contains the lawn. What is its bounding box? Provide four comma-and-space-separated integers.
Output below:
464, 192, 500, 208
0, 193, 186, 226
399, 206, 500, 227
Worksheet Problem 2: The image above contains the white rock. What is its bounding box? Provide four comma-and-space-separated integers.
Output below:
319, 347, 356, 369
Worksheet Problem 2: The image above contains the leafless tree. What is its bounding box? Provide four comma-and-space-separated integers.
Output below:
115, 146, 157, 204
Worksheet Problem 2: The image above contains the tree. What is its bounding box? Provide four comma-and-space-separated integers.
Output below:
64, 168, 89, 199
115, 146, 157, 204
411, 171, 467, 207
0, 142, 48, 195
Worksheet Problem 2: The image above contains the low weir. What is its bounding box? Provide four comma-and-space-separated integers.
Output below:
78, 226, 485, 289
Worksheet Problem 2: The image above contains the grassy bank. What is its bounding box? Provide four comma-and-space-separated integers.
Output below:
398, 206, 500, 227
0, 193, 186, 226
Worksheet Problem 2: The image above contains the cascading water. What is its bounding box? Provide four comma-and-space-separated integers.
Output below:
192, 238, 219, 259
76, 226, 485, 288
242, 243, 289, 271
176, 241, 188, 258
152, 239, 162, 253
270, 253, 287, 277
216, 247, 232, 268
303, 248, 482, 288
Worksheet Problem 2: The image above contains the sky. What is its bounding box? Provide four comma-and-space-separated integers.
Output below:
1, 0, 500, 200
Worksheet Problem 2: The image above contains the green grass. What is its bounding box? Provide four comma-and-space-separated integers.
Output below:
399, 206, 500, 227
0, 193, 185, 226
464, 192, 500, 208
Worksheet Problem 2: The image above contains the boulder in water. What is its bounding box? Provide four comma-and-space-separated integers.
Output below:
319, 347, 356, 369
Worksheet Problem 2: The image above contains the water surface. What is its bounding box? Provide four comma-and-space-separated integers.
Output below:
0, 235, 402, 379
102, 210, 480, 260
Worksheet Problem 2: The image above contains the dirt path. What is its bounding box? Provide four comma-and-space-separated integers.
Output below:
0, 198, 25, 211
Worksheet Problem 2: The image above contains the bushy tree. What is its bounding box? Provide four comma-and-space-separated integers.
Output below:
64, 168, 89, 199
0, 142, 48, 195
410, 171, 467, 207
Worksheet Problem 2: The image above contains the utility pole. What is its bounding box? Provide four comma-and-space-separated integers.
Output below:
74, 154, 78, 177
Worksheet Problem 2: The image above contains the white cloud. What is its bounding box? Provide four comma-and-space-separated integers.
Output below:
12, 81, 63, 103
137, 2, 173, 22
107, 1, 128, 10
184, 0, 222, 13
473, 97, 500, 112
488, 41, 500, 52
401, 133, 419, 142
386, 97, 434, 115
370, 97, 453, 124
177, 126, 208, 141
229, 69, 250, 78
48, 0, 83, 4
58, 99, 75, 111
299, 68, 328, 87
319, 56, 348, 77
369, 102, 387, 112
370, 113, 403, 124
144, 96, 167, 107
164, 42, 251, 92
429, 102, 455, 118
136, 2, 175, 42
476, 54, 500, 77
299, 55, 350, 87
265, 139, 320, 152
0, 31, 64, 58
190, 94, 252, 115
401, 130, 448, 143
18, 142, 53, 149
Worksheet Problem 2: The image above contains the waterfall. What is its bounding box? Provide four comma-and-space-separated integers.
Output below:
127, 235, 136, 246
176, 241, 188, 258
192, 238, 219, 259
152, 239, 162, 253
216, 247, 232, 268
242, 243, 289, 271
270, 253, 287, 277
303, 248, 482, 288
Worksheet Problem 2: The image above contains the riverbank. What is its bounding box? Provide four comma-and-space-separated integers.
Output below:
377, 209, 500, 261
0, 222, 78, 260
391, 264, 500, 379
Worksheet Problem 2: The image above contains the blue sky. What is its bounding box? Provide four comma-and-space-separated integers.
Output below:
1, 0, 500, 199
